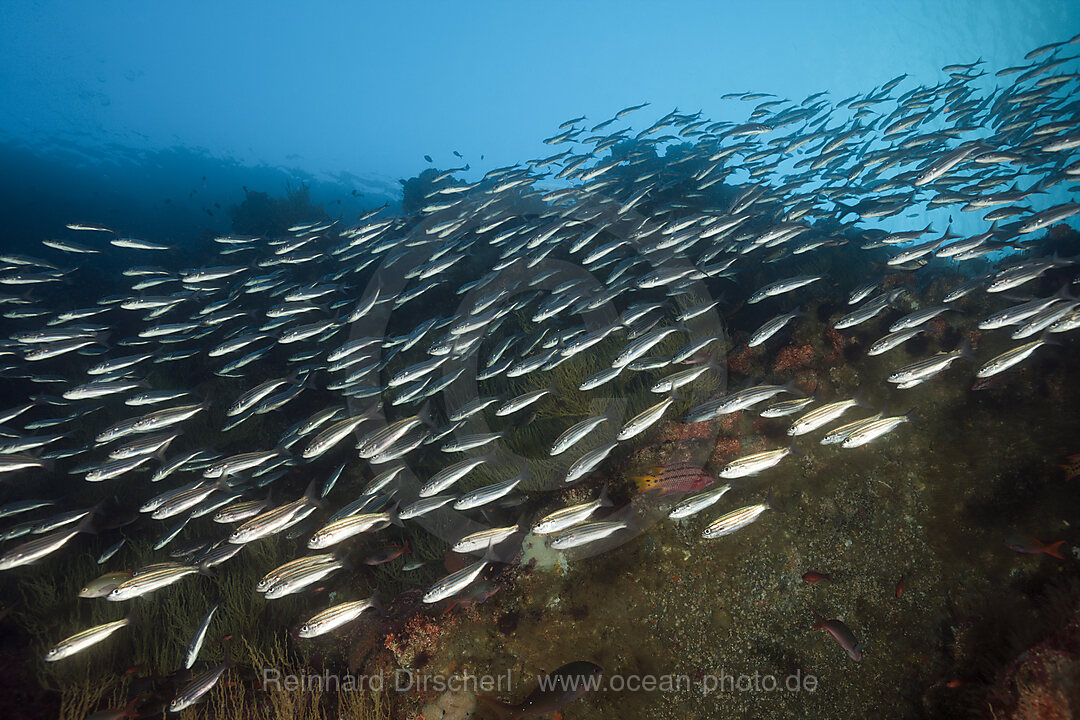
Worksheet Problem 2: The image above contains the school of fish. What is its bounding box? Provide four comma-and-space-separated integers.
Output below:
1, 33, 1079, 707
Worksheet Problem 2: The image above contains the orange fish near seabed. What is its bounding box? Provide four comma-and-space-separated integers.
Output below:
1006, 534, 1066, 559
1059, 453, 1080, 480
632, 462, 715, 496
811, 610, 863, 662
801, 571, 831, 583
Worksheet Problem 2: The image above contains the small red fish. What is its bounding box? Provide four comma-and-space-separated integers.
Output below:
895, 574, 905, 598
633, 462, 714, 497
1006, 534, 1065, 559
442, 582, 501, 614
364, 540, 409, 566
971, 374, 1013, 391
802, 571, 831, 583
1059, 453, 1080, 480
85, 697, 141, 720
811, 610, 863, 662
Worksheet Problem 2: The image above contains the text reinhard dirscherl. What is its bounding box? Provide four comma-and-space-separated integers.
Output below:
260, 668, 819, 695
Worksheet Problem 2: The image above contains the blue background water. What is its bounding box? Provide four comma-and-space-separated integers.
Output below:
0, 1, 1077, 240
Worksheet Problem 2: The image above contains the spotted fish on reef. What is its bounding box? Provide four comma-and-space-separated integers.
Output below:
632, 462, 716, 496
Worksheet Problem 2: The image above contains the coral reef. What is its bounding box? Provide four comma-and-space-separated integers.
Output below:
384, 614, 450, 671
228, 183, 327, 236
774, 343, 816, 373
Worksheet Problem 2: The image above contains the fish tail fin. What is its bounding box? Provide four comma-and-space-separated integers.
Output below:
417, 401, 437, 430
121, 696, 142, 718
221, 637, 236, 668
764, 489, 778, 513
598, 484, 614, 507
76, 512, 98, 535
1043, 540, 1066, 560
302, 480, 327, 510
195, 561, 219, 579
388, 508, 404, 529
1039, 330, 1062, 347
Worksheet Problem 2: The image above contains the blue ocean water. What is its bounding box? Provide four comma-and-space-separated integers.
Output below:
1, 1, 1077, 234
